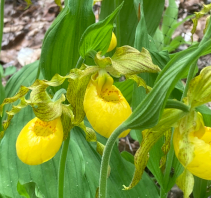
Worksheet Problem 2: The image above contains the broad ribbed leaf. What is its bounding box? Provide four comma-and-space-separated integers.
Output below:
79, 2, 123, 58
193, 177, 208, 198
40, 0, 95, 91
134, 0, 165, 37
162, 0, 178, 46
0, 75, 5, 131
196, 105, 211, 127
100, 0, 138, 47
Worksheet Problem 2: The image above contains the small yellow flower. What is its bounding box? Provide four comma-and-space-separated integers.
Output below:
16, 117, 63, 165
83, 70, 132, 138
173, 118, 211, 180
107, 32, 117, 52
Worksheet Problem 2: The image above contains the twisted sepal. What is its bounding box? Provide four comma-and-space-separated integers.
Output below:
159, 129, 172, 169
124, 109, 186, 190
191, 3, 211, 41
176, 169, 194, 198
67, 69, 92, 125
187, 66, 211, 108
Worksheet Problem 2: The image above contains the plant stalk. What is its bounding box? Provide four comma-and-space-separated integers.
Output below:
0, 0, 5, 53
75, 56, 84, 68
165, 99, 190, 112
58, 132, 71, 198
181, 61, 196, 100
99, 123, 127, 198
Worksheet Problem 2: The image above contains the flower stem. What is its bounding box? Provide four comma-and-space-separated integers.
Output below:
75, 56, 84, 68
99, 123, 127, 198
58, 132, 70, 198
181, 61, 196, 100
165, 99, 190, 112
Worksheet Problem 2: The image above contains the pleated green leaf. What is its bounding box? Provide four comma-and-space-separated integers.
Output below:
193, 176, 208, 198
40, 0, 95, 91
162, 0, 178, 46
133, 0, 165, 37
79, 2, 123, 58
100, 0, 138, 47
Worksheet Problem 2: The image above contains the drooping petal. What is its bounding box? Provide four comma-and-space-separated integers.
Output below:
123, 108, 186, 190
83, 70, 132, 138
16, 117, 63, 165
111, 46, 161, 75
176, 169, 194, 198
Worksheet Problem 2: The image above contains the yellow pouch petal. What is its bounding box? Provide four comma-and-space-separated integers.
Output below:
16, 117, 63, 165
174, 116, 211, 180
83, 71, 132, 138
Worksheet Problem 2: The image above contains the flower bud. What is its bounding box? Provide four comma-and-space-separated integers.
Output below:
107, 32, 117, 52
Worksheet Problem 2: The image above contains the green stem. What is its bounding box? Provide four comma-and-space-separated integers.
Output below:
99, 123, 127, 198
160, 188, 168, 198
58, 132, 70, 198
165, 99, 190, 112
0, 0, 5, 52
75, 56, 84, 68
181, 61, 196, 100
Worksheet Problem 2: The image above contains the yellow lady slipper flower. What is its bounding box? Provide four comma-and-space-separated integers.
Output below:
107, 32, 117, 52
16, 117, 63, 165
173, 113, 211, 180
83, 70, 132, 138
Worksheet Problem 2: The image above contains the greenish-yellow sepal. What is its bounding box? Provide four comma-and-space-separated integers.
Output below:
124, 108, 186, 189
176, 169, 194, 198
54, 0, 62, 11
67, 69, 91, 125
160, 129, 171, 169
124, 129, 164, 190
79, 122, 97, 142
32, 94, 65, 122
24, 0, 32, 8
1, 97, 28, 135
94, 52, 112, 68
0, 86, 29, 116
111, 46, 161, 75
125, 74, 149, 92
187, 66, 211, 108
191, 3, 211, 41
61, 105, 74, 140
175, 111, 202, 166
204, 16, 210, 34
